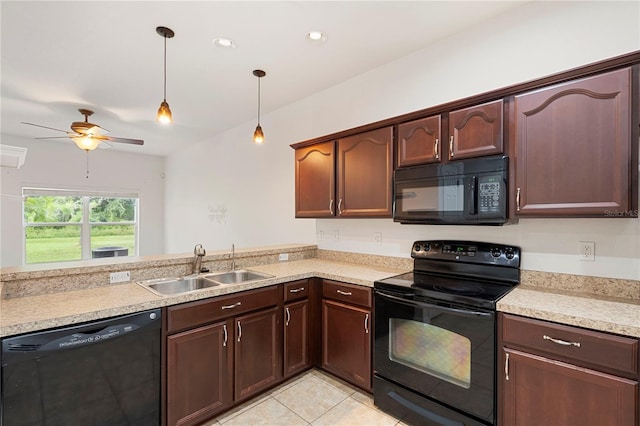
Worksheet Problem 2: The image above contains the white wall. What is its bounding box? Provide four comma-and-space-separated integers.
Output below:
165, 1, 640, 280
0, 135, 165, 266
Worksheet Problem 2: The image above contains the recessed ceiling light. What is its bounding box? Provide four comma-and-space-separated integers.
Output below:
306, 31, 327, 43
213, 37, 236, 48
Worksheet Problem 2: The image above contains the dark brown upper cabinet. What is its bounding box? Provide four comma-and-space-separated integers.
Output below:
448, 99, 504, 160
294, 141, 335, 218
397, 115, 442, 167
512, 67, 636, 217
294, 127, 393, 218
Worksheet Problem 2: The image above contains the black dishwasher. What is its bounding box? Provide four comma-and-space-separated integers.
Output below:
1, 309, 161, 426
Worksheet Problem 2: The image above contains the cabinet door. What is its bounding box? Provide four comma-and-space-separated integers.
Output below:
397, 115, 442, 167
513, 67, 633, 216
167, 320, 233, 426
235, 307, 282, 401
295, 141, 336, 218
322, 299, 372, 391
284, 299, 311, 378
502, 348, 638, 426
449, 99, 503, 160
337, 127, 393, 217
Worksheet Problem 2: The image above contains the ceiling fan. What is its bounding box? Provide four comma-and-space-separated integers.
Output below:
21, 109, 144, 151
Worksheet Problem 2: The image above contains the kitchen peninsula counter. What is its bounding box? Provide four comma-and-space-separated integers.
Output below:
2, 247, 639, 339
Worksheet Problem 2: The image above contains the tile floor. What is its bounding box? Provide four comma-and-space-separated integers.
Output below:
202, 369, 405, 426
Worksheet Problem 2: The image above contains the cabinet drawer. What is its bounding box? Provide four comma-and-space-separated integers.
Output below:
283, 279, 309, 302
167, 286, 280, 334
322, 280, 371, 308
502, 313, 639, 377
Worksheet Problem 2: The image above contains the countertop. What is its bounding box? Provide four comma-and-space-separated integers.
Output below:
1, 257, 639, 339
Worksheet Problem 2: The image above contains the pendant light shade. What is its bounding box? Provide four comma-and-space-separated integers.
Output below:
253, 69, 266, 143
156, 26, 174, 124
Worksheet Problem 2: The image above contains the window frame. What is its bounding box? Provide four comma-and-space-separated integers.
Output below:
22, 187, 139, 264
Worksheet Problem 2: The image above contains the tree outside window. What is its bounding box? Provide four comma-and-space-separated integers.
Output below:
23, 189, 138, 264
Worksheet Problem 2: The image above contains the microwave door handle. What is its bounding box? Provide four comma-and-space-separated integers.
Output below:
470, 176, 477, 215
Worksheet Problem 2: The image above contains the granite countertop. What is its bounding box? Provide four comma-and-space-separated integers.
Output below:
0, 258, 404, 338
2, 255, 639, 339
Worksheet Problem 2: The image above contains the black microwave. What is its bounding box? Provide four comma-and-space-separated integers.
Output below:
393, 155, 509, 225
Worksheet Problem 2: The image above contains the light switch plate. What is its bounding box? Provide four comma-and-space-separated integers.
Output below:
279, 253, 289, 261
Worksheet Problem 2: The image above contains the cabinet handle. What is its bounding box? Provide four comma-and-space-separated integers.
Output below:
223, 324, 228, 347
449, 135, 454, 159
516, 187, 521, 212
364, 313, 369, 334
237, 321, 242, 342
289, 287, 305, 293
337, 198, 343, 216
505, 352, 510, 381
221, 302, 241, 310
329, 199, 334, 215
543, 334, 581, 347
434, 138, 439, 160
285, 307, 290, 326
337, 290, 352, 296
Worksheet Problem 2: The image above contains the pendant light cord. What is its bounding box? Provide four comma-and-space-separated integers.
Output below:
163, 35, 167, 102
257, 76, 261, 125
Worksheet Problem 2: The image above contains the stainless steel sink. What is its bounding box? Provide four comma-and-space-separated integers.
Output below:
140, 276, 220, 296
138, 269, 274, 296
205, 269, 274, 284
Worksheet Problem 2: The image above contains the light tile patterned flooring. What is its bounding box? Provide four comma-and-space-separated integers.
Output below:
202, 369, 405, 426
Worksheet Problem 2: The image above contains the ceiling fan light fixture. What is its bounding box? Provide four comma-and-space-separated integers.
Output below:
252, 69, 266, 144
71, 135, 101, 151
156, 26, 175, 124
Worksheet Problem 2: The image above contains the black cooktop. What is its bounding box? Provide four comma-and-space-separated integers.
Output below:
374, 240, 521, 310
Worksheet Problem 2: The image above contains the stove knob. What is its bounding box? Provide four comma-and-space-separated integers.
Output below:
490, 247, 502, 258
505, 248, 516, 259
423, 243, 431, 252
414, 244, 422, 252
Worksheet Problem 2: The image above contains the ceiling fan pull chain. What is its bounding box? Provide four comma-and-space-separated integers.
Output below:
85, 150, 90, 179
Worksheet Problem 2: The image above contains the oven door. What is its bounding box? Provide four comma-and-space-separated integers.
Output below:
374, 289, 495, 424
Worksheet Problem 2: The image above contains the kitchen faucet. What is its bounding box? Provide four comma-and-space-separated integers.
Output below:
192, 244, 206, 275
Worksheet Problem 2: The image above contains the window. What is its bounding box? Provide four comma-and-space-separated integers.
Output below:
23, 188, 138, 264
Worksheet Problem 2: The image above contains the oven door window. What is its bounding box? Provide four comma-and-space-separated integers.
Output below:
390, 318, 471, 389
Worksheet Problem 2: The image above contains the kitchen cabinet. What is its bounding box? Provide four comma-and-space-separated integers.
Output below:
165, 286, 281, 426
512, 67, 637, 217
499, 313, 639, 426
397, 115, 442, 167
448, 99, 503, 160
321, 280, 372, 391
283, 280, 312, 378
294, 126, 393, 218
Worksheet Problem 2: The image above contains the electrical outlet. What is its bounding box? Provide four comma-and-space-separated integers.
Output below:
331, 229, 339, 241
279, 253, 289, 261
579, 241, 595, 261
110, 271, 131, 283
318, 230, 325, 241
374, 232, 382, 245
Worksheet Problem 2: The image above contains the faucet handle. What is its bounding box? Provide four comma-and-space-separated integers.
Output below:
194, 244, 206, 256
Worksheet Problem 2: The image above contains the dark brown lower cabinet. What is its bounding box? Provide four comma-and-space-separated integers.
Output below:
502, 348, 637, 426
284, 299, 311, 377
234, 307, 281, 401
321, 299, 372, 391
499, 313, 639, 426
166, 320, 233, 426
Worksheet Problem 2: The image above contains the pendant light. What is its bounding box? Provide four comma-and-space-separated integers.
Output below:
252, 69, 266, 143
156, 26, 174, 124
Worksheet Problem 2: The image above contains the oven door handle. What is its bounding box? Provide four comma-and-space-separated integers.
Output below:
376, 290, 493, 318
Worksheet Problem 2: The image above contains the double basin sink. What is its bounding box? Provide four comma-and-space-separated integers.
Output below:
139, 269, 274, 296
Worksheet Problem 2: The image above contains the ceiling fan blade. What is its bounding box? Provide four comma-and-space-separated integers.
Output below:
21, 122, 69, 133
35, 136, 74, 140
103, 135, 144, 145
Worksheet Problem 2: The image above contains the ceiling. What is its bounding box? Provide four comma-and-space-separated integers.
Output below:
1, 1, 529, 157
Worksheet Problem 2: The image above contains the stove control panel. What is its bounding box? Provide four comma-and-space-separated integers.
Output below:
412, 240, 520, 267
